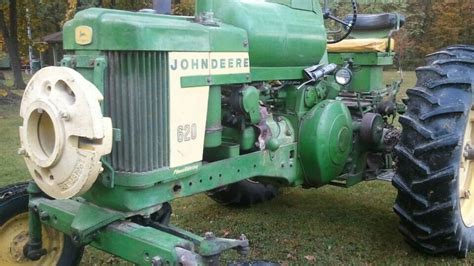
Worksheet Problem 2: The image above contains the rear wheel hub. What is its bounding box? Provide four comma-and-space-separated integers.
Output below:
460, 110, 474, 226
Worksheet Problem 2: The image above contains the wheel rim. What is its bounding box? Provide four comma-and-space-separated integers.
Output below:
460, 109, 474, 227
0, 213, 64, 265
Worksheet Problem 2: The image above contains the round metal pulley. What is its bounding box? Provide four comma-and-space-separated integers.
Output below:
19, 67, 113, 199
360, 113, 384, 145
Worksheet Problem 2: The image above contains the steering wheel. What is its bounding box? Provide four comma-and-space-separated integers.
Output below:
322, 0, 358, 44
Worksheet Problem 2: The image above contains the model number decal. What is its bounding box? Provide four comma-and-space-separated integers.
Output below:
177, 124, 197, 143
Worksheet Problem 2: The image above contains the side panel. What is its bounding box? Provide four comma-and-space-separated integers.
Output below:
169, 52, 209, 168
168, 52, 250, 167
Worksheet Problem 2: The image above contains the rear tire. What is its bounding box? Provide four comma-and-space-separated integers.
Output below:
0, 182, 83, 265
426, 45, 474, 65
206, 180, 279, 207
393, 45, 474, 256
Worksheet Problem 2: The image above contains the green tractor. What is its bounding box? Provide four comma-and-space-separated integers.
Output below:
1, 0, 473, 264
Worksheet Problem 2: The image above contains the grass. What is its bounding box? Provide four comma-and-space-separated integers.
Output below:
2, 70, 474, 264
0, 70, 31, 88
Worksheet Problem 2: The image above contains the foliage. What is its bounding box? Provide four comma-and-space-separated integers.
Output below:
324, 0, 473, 69
173, 0, 194, 16
398, 0, 474, 68
0, 0, 26, 88
0, 0, 473, 74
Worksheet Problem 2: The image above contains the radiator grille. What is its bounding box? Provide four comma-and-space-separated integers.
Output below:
105, 51, 169, 173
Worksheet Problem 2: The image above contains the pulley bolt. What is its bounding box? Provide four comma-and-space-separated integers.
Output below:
60, 111, 71, 121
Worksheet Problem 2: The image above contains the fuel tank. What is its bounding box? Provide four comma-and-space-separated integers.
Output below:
213, 0, 327, 67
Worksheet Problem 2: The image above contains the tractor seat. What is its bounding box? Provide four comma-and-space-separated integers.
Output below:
327, 13, 404, 53
346, 13, 406, 31
327, 38, 395, 53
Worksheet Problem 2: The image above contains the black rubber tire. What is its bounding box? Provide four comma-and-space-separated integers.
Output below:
393, 45, 474, 257
206, 180, 279, 207
0, 182, 84, 265
426, 45, 474, 65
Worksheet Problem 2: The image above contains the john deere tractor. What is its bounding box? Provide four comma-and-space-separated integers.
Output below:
1, 0, 473, 264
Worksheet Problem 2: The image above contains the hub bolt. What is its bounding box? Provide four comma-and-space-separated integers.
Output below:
462, 190, 471, 199
464, 145, 474, 160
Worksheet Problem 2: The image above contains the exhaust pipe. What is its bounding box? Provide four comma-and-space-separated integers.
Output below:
153, 0, 171, 14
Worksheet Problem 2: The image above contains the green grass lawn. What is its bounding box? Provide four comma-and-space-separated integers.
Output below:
2, 70, 474, 264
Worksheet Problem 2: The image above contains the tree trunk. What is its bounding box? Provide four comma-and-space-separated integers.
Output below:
0, 0, 26, 89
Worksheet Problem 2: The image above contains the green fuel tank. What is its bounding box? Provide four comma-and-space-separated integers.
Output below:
213, 0, 327, 67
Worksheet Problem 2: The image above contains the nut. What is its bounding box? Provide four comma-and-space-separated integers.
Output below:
151, 256, 162, 266
60, 111, 71, 121
204, 232, 215, 239
18, 148, 27, 156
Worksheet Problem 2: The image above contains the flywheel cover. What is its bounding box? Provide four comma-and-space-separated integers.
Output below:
19, 67, 113, 199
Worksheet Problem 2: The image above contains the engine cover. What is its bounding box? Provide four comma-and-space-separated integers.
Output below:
298, 100, 353, 187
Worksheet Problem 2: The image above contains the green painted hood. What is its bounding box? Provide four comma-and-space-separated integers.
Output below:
63, 1, 328, 70
63, 8, 248, 52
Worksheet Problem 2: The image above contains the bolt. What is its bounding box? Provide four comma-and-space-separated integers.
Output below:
237, 234, 250, 256
39, 211, 50, 221
464, 145, 474, 160
72, 233, 80, 244
204, 232, 215, 239
462, 190, 471, 199
243, 40, 249, 47
60, 111, 70, 121
151, 256, 162, 266
37, 108, 43, 114
17, 148, 27, 156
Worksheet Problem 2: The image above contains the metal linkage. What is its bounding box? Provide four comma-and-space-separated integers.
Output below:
24, 183, 47, 261
29, 195, 249, 265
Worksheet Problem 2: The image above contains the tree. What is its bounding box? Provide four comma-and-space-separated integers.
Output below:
0, 0, 25, 89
